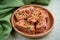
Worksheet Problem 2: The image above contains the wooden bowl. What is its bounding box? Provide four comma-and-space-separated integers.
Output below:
11, 4, 54, 38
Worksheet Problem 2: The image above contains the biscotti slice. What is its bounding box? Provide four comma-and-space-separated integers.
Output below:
15, 20, 35, 34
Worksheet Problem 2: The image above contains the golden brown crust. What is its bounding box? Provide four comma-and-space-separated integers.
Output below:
14, 5, 49, 34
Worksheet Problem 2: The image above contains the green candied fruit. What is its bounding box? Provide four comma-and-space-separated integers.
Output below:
27, 26, 30, 30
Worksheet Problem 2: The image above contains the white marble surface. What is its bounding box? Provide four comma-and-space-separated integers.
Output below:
7, 0, 60, 40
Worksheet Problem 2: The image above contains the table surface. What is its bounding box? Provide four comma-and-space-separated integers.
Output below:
7, 0, 60, 40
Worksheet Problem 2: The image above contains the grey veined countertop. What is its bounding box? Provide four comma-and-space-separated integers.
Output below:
7, 0, 60, 40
